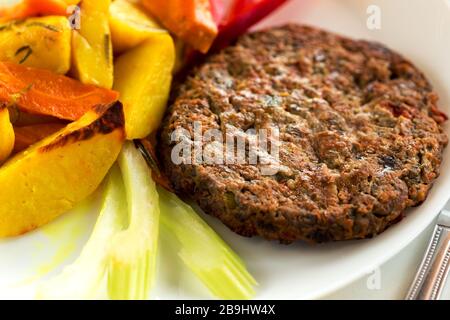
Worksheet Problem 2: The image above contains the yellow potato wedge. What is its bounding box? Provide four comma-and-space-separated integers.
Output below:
109, 0, 166, 54
0, 106, 14, 164
114, 33, 175, 139
65, 0, 82, 5
0, 16, 71, 74
0, 102, 125, 238
71, 0, 113, 89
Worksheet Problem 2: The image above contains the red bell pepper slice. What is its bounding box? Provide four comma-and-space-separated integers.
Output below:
213, 0, 290, 50
209, 0, 226, 25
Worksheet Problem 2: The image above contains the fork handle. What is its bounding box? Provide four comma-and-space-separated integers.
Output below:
406, 212, 450, 300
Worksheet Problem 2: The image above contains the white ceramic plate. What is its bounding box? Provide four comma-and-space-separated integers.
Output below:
1, 0, 450, 300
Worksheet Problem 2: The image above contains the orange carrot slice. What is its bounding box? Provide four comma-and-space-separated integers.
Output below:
0, 0, 78, 22
0, 62, 119, 121
13, 123, 66, 154
0, 0, 66, 21
10, 111, 66, 127
141, 0, 218, 53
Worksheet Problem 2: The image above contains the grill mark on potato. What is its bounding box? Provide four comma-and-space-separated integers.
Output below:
40, 101, 125, 153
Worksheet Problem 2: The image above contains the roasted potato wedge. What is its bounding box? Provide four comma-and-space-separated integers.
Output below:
109, 0, 166, 54
0, 16, 72, 74
0, 105, 14, 163
71, 0, 113, 89
113, 33, 175, 139
0, 102, 125, 237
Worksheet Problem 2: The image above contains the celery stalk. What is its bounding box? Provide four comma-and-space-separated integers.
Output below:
37, 165, 126, 300
107, 142, 160, 300
158, 187, 257, 300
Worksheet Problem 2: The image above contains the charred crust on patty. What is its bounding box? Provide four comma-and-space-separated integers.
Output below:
159, 24, 448, 243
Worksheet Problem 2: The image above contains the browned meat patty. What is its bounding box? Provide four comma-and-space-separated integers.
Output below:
159, 24, 448, 243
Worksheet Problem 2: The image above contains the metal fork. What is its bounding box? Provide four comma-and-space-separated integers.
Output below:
406, 210, 450, 300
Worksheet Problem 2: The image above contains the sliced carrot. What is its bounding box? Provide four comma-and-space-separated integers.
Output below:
0, 0, 74, 22
141, 0, 218, 53
13, 123, 66, 154
10, 111, 66, 127
0, 62, 119, 121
